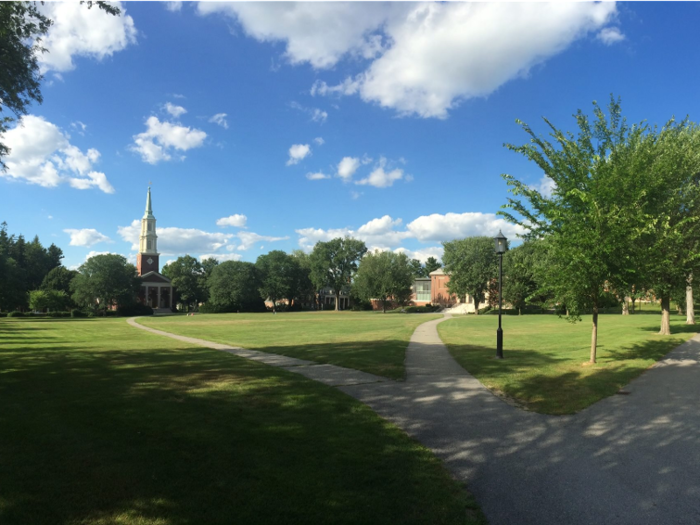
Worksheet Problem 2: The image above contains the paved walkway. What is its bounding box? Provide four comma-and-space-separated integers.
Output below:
128, 315, 700, 525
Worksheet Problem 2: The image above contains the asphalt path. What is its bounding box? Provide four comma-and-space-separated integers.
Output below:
129, 315, 700, 525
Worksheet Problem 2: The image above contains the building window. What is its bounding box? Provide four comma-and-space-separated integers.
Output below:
147, 240, 152, 250
415, 280, 431, 302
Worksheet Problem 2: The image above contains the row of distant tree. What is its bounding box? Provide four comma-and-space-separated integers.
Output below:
0, 220, 444, 315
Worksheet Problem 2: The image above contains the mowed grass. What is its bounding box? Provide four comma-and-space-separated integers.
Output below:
438, 313, 697, 415
139, 311, 442, 380
0, 317, 483, 525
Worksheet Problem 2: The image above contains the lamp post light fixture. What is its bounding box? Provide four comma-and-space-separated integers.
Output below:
494, 230, 508, 359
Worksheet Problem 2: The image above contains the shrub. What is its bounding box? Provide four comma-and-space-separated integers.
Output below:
8, 311, 25, 317
71, 309, 87, 318
47, 311, 70, 318
117, 303, 154, 317
0, 312, 6, 318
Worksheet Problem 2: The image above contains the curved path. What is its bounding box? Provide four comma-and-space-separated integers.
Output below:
129, 315, 700, 525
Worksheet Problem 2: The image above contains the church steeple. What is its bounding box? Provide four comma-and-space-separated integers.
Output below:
137, 186, 159, 276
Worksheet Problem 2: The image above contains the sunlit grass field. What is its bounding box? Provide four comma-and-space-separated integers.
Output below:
139, 311, 441, 380
438, 312, 697, 414
0, 316, 483, 525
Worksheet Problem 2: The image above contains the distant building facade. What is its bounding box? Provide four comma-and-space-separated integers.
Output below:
136, 187, 174, 313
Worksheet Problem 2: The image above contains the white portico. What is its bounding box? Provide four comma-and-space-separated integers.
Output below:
136, 187, 174, 312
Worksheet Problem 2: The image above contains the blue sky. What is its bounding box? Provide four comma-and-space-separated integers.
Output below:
3, 1, 700, 270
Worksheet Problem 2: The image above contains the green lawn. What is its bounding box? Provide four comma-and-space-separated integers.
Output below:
138, 311, 442, 380
0, 317, 483, 525
438, 312, 697, 415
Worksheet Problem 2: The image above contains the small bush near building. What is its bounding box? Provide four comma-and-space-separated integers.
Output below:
117, 303, 154, 317
47, 311, 70, 318
8, 311, 25, 317
70, 309, 87, 318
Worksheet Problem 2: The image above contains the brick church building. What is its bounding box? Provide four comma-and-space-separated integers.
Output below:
136, 187, 174, 313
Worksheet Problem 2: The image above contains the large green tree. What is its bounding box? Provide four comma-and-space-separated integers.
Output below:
290, 250, 315, 309
502, 241, 548, 314
630, 123, 700, 334
0, 2, 119, 168
256, 250, 295, 312
353, 250, 414, 313
442, 237, 497, 314
162, 255, 205, 311
71, 254, 140, 313
207, 261, 264, 313
310, 237, 367, 311
499, 98, 674, 361
424, 256, 442, 275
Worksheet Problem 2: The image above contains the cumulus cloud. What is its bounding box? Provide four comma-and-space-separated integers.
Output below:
314, 137, 325, 146
597, 27, 625, 45
406, 212, 525, 242
38, 2, 137, 74
118, 220, 234, 255
236, 231, 289, 251
534, 176, 556, 198
1, 115, 114, 193
393, 246, 444, 264
131, 116, 207, 164
306, 172, 330, 180
216, 214, 248, 228
355, 157, 405, 188
209, 113, 229, 129
164, 102, 187, 118
297, 211, 525, 251
337, 157, 360, 181
165, 2, 183, 12
198, 252, 242, 262
290, 102, 329, 123
220, 3, 617, 118
64, 228, 112, 247
286, 144, 311, 166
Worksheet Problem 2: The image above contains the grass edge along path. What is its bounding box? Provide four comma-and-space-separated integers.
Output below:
438, 313, 697, 415
137, 311, 442, 380
0, 317, 484, 525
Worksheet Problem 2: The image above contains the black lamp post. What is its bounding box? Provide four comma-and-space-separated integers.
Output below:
494, 230, 507, 359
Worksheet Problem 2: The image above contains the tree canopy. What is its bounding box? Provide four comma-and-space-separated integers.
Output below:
256, 250, 296, 312
353, 250, 414, 312
207, 261, 265, 313
71, 253, 140, 313
310, 237, 367, 311
442, 236, 497, 313
162, 255, 205, 311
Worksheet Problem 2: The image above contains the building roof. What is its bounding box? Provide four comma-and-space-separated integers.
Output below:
429, 268, 447, 276
139, 271, 171, 284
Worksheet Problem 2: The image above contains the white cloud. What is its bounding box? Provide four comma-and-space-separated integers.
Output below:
394, 246, 444, 264
406, 212, 525, 243
205, 3, 617, 118
306, 172, 330, 181
597, 27, 625, 45
535, 176, 556, 198
297, 212, 525, 252
84, 251, 115, 262
216, 214, 248, 228
236, 231, 289, 251
290, 102, 329, 124
1, 115, 114, 193
209, 113, 229, 129
311, 109, 328, 123
198, 253, 242, 262
351, 191, 362, 200
37, 2, 137, 74
164, 102, 187, 118
118, 220, 235, 255
71, 121, 87, 135
286, 144, 311, 166
165, 2, 183, 12
337, 156, 360, 180
355, 157, 405, 188
131, 116, 207, 164
197, 2, 394, 69
314, 137, 325, 146
64, 228, 111, 247
296, 215, 410, 251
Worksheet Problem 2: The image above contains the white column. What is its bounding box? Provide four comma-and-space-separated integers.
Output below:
157, 286, 162, 309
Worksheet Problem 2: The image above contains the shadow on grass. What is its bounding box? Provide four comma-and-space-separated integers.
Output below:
0, 324, 477, 525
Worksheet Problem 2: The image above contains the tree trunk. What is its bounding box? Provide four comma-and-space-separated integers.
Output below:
677, 303, 683, 315
687, 275, 695, 325
474, 299, 480, 315
659, 295, 671, 335
382, 298, 386, 314
590, 305, 598, 364
622, 299, 629, 315
630, 298, 636, 314
335, 292, 340, 311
